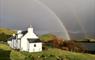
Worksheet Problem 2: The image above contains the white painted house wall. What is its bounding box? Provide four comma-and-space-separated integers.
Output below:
17, 40, 21, 49
12, 39, 17, 49
21, 36, 29, 51
29, 43, 42, 52
17, 32, 23, 49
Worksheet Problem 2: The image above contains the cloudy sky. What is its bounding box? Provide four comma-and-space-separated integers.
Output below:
0, 0, 95, 40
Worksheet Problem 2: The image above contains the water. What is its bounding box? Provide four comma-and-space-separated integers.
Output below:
79, 42, 95, 51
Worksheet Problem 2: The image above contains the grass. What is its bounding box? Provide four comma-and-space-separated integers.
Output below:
0, 44, 11, 50
0, 44, 25, 60
0, 44, 11, 60
0, 43, 95, 60
10, 50, 26, 60
0, 49, 11, 60
28, 48, 95, 60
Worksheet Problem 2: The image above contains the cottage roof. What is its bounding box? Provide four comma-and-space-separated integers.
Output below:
21, 31, 27, 35
27, 38, 41, 43
8, 36, 16, 41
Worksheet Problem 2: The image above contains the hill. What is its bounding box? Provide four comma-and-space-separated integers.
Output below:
0, 43, 95, 60
0, 28, 16, 42
0, 28, 16, 35
39, 34, 57, 42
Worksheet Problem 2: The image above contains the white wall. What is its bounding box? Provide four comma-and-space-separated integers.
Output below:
12, 39, 17, 49
17, 34, 23, 49
29, 43, 42, 52
17, 40, 21, 49
21, 37, 29, 51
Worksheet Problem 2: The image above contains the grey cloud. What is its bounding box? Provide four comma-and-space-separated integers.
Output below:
0, 0, 95, 40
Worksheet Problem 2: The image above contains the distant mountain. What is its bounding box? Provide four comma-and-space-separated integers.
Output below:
0, 28, 16, 35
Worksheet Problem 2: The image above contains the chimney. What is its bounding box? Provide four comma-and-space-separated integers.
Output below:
28, 24, 33, 33
17, 30, 22, 34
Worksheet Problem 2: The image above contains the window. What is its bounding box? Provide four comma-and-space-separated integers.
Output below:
34, 44, 36, 47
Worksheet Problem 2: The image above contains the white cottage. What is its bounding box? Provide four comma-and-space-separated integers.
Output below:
7, 25, 42, 52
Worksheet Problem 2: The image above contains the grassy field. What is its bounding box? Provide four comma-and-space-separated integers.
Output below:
0, 43, 95, 60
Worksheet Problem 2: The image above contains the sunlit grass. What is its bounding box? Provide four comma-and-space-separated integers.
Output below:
22, 48, 95, 60
0, 44, 11, 51
10, 50, 26, 60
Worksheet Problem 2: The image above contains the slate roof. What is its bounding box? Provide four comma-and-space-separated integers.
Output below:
8, 30, 38, 41
21, 30, 38, 36
21, 31, 27, 36
27, 38, 41, 43
8, 36, 16, 41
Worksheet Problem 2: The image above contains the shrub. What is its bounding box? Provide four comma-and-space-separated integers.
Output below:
51, 37, 64, 48
62, 40, 85, 52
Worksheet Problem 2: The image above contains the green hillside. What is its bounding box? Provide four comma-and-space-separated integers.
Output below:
0, 28, 16, 42
0, 28, 16, 35
39, 34, 56, 42
0, 43, 95, 60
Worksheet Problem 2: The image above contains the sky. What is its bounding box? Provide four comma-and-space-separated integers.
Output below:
0, 0, 95, 40
40, 0, 95, 35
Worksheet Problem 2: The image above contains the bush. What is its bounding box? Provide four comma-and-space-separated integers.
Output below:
41, 34, 64, 48
50, 37, 64, 48
62, 40, 85, 52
